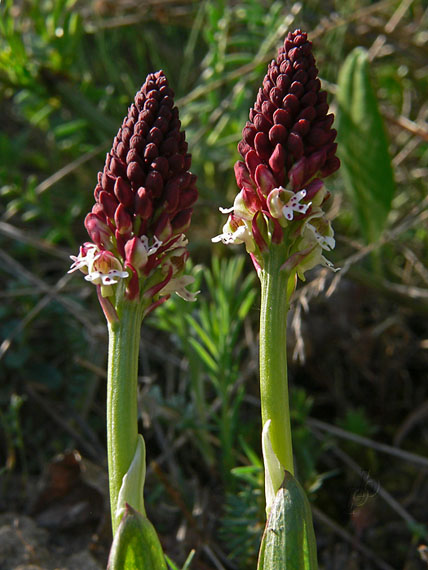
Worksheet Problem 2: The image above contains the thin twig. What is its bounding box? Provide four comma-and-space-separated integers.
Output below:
308, 417, 428, 470
35, 142, 108, 195
326, 198, 428, 298
331, 444, 424, 535
312, 505, 395, 570
0, 221, 69, 260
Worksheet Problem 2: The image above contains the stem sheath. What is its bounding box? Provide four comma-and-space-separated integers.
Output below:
259, 244, 294, 475
107, 300, 144, 534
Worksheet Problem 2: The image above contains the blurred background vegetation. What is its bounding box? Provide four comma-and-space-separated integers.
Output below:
1, 0, 428, 568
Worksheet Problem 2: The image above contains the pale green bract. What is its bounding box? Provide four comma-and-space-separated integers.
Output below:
257, 471, 319, 570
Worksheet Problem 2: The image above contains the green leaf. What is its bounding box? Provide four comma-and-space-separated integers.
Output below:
165, 550, 195, 570
188, 337, 219, 375
257, 472, 318, 570
185, 313, 219, 359
107, 504, 167, 570
336, 47, 395, 243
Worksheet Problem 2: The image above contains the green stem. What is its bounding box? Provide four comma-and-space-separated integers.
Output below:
107, 299, 144, 535
259, 244, 294, 475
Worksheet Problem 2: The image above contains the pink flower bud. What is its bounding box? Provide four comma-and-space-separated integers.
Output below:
84, 213, 112, 248
234, 161, 254, 190
124, 237, 148, 270
114, 204, 133, 235
251, 212, 268, 252
255, 164, 276, 196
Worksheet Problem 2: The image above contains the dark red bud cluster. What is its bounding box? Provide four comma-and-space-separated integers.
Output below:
237, 30, 340, 193
85, 71, 198, 257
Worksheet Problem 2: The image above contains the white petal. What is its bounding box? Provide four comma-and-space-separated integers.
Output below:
294, 188, 307, 201
160, 275, 199, 302
282, 205, 294, 221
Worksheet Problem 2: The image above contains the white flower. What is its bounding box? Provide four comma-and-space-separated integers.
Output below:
169, 233, 188, 249
212, 218, 255, 252
282, 188, 311, 221
68, 243, 99, 274
140, 235, 163, 255
159, 275, 199, 302
268, 187, 311, 222
69, 244, 129, 288
306, 223, 335, 251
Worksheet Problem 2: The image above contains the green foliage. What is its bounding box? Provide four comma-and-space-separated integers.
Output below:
0, 393, 27, 476
291, 389, 336, 495
338, 407, 377, 438
220, 441, 265, 568
165, 550, 195, 570
336, 47, 396, 244
152, 256, 257, 480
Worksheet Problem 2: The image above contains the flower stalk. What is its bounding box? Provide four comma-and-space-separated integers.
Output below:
107, 299, 146, 534
259, 244, 294, 476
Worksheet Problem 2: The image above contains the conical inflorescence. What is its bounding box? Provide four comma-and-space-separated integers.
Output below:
214, 30, 340, 278
70, 70, 198, 313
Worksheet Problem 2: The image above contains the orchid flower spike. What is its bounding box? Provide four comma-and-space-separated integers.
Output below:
213, 30, 340, 279
69, 71, 198, 317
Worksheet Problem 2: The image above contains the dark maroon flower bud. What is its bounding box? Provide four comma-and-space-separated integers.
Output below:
237, 29, 339, 193
171, 209, 192, 233
90, 70, 197, 244
99, 191, 118, 219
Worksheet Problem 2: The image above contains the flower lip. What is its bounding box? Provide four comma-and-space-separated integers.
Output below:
282, 188, 311, 221
212, 217, 255, 252
85, 269, 129, 286
159, 274, 199, 302
219, 205, 234, 214
306, 223, 335, 251
267, 187, 311, 222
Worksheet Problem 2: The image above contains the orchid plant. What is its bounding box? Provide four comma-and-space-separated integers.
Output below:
213, 29, 340, 568
69, 70, 197, 566
70, 28, 339, 569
